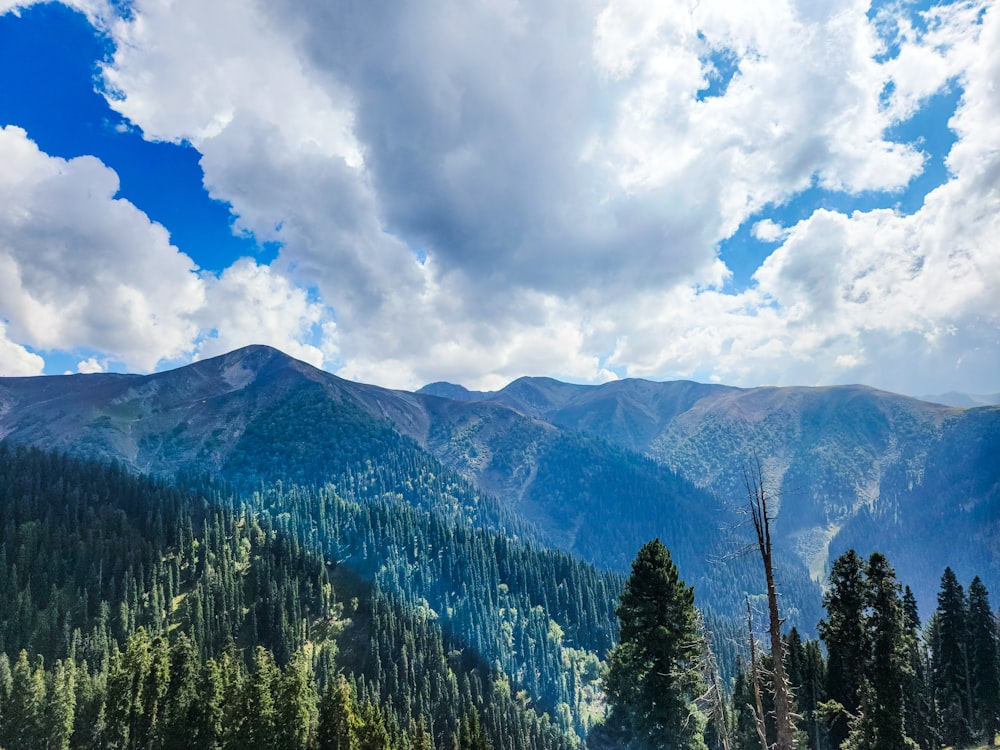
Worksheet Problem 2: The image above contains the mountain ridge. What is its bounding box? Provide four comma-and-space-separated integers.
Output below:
2, 344, 997, 615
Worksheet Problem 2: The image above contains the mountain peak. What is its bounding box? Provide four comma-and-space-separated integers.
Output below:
181, 345, 315, 388
417, 381, 486, 401
207, 344, 294, 368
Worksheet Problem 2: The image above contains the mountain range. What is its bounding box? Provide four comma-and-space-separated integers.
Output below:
2, 344, 997, 620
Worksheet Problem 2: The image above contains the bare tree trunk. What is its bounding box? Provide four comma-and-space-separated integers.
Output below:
697, 612, 733, 750
747, 596, 769, 750
745, 457, 796, 750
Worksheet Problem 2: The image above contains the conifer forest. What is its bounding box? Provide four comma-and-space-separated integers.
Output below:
0, 349, 998, 750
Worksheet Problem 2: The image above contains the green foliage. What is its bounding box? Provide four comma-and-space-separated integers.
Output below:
0, 443, 583, 750
602, 539, 707, 750
967, 577, 1000, 743
819, 549, 870, 748
844, 553, 914, 750
932, 567, 973, 748
817, 552, 917, 750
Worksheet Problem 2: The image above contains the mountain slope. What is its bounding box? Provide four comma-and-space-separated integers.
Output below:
0, 443, 583, 749
419, 374, 999, 612
3, 346, 997, 619
0, 345, 431, 475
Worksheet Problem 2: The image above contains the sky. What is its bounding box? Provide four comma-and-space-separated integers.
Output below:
0, 0, 997, 396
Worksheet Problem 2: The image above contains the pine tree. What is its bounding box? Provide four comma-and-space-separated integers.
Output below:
43, 658, 76, 750
276, 649, 320, 749
603, 538, 706, 750
900, 587, 931, 750
411, 715, 434, 750
819, 550, 869, 749
357, 699, 392, 750
159, 633, 200, 749
844, 553, 914, 750
319, 674, 361, 750
459, 709, 493, 750
967, 577, 1000, 744
932, 567, 973, 748
192, 656, 226, 749
2, 650, 43, 750
242, 646, 280, 750
799, 639, 827, 750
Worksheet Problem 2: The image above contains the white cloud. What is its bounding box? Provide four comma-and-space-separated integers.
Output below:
0, 323, 44, 376
195, 258, 329, 368
2, 0, 996, 396
752, 219, 788, 243
0, 125, 204, 371
75, 357, 106, 374
0, 126, 337, 374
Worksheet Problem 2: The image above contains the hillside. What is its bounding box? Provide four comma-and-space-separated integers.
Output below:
3, 344, 998, 616
0, 442, 613, 747
419, 375, 1000, 610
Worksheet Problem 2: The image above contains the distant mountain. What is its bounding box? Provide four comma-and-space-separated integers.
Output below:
3, 345, 998, 618
420, 375, 1000, 612
0, 348, 771, 618
921, 391, 1000, 407
418, 381, 490, 401
0, 345, 425, 476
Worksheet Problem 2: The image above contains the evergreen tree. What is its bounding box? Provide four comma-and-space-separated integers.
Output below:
730, 662, 753, 750
800, 639, 828, 750
356, 699, 392, 750
900, 587, 932, 750
819, 550, 869, 749
459, 709, 493, 750
242, 646, 280, 750
44, 658, 76, 750
319, 675, 361, 750
158, 633, 200, 749
2, 650, 43, 750
932, 567, 973, 748
967, 577, 1000, 744
191, 656, 226, 749
411, 715, 434, 750
603, 538, 706, 750
276, 649, 320, 749
844, 553, 914, 750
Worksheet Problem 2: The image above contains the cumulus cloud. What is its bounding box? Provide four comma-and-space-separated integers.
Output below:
0, 125, 204, 370
0, 125, 336, 374
75, 357, 106, 374
195, 257, 329, 368
0, 322, 44, 376
1, 0, 997, 395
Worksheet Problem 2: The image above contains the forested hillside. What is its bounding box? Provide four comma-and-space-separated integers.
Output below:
0, 444, 610, 748
2, 346, 999, 750
419, 373, 1000, 614
0, 347, 824, 634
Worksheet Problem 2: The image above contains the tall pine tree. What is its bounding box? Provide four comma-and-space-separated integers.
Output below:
967, 577, 1000, 745
819, 550, 869, 749
602, 538, 706, 750
843, 553, 914, 750
932, 567, 973, 748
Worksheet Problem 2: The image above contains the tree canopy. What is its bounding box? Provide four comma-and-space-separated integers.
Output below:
601, 538, 707, 750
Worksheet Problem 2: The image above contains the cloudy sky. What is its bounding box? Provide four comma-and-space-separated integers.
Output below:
0, 0, 997, 396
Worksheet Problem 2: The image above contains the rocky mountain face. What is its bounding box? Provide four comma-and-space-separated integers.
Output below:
2, 345, 997, 616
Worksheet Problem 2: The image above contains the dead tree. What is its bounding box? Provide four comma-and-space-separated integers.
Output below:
746, 597, 769, 750
744, 456, 796, 750
696, 611, 733, 750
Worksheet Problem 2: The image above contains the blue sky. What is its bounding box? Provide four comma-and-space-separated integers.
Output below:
0, 4, 263, 271
0, 0, 997, 397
